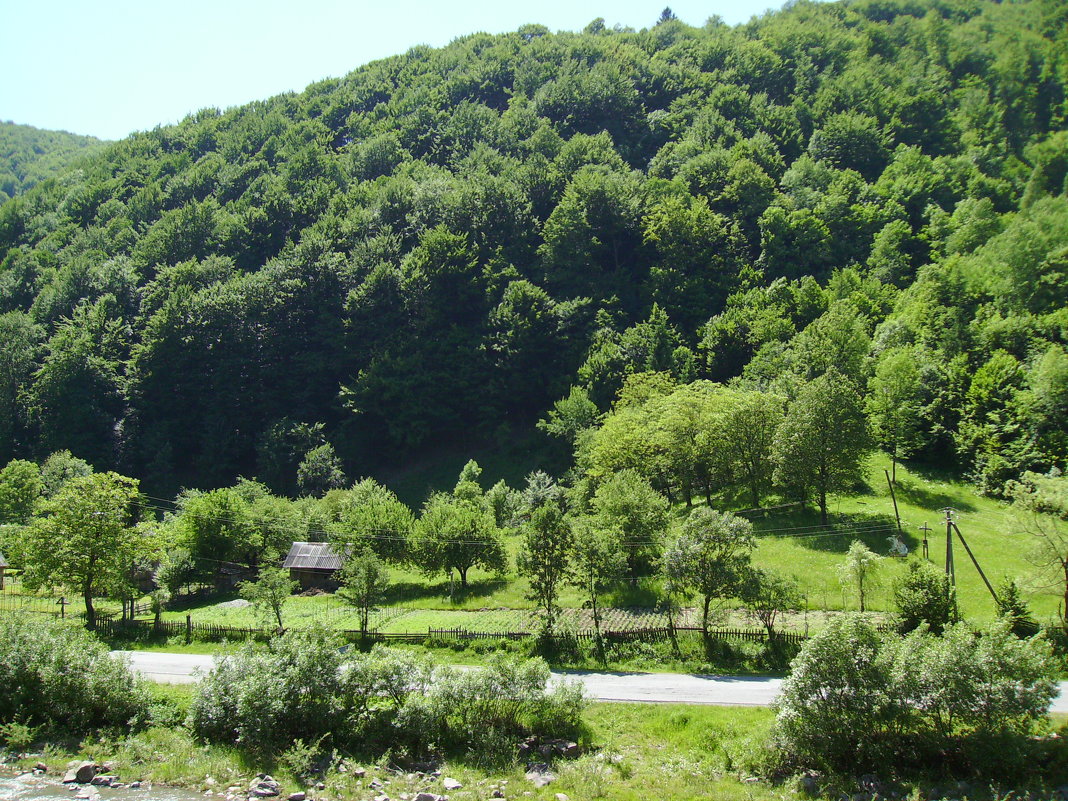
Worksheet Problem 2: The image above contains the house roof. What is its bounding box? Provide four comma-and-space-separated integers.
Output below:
282, 541, 342, 571
0, 552, 7, 568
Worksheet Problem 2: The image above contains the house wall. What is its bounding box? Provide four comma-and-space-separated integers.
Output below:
290, 568, 339, 592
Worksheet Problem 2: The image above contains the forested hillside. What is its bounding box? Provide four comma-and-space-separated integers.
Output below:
0, 122, 106, 202
0, 0, 1065, 499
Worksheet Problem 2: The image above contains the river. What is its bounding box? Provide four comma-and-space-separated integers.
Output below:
0, 771, 205, 801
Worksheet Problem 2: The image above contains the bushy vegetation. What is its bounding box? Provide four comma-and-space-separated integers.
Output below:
0, 121, 105, 201
770, 615, 1058, 780
0, 614, 149, 733
189, 628, 584, 761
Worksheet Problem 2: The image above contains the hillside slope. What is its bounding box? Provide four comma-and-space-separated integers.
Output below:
0, 0, 1065, 497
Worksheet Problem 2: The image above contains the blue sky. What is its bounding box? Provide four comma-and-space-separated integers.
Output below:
1, 0, 786, 141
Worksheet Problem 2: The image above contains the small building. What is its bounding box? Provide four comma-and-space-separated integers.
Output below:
0, 551, 7, 589
283, 541, 343, 591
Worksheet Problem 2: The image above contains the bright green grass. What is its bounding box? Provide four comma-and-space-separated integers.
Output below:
751, 454, 1046, 623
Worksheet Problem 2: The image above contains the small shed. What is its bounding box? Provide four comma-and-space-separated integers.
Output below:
0, 551, 7, 589
283, 542, 343, 591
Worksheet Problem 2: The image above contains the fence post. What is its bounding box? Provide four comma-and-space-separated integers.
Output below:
186, 614, 192, 645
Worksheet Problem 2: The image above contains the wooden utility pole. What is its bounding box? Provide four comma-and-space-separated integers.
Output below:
884, 470, 902, 535
942, 508, 956, 585
918, 523, 931, 560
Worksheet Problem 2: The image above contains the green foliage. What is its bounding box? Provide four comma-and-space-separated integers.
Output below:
0, 0, 1064, 501
17, 470, 141, 628
997, 577, 1040, 639
517, 504, 573, 634
329, 477, 413, 564
662, 509, 754, 636
0, 458, 42, 524
240, 563, 298, 630
337, 547, 390, 638
411, 491, 507, 588
773, 615, 1057, 778
0, 615, 148, 732
189, 631, 584, 759
773, 370, 872, 524
892, 558, 957, 635
836, 540, 882, 613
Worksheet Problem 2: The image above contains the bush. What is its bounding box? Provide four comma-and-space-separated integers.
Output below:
772, 615, 1057, 779
893, 559, 956, 634
189, 630, 586, 762
189, 627, 346, 752
0, 615, 149, 733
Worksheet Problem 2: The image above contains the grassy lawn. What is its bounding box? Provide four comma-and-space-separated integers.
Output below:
151, 452, 1045, 639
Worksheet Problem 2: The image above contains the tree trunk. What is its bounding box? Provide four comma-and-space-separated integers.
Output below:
819, 488, 828, 526
702, 595, 711, 642
83, 586, 96, 630
458, 566, 468, 588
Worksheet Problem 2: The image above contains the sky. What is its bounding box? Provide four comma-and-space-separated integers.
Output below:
1, 0, 785, 141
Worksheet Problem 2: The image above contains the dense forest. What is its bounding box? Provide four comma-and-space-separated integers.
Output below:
0, 0, 1066, 500
0, 121, 107, 202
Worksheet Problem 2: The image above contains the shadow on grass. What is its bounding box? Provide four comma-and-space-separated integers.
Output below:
756, 509, 919, 555
893, 477, 978, 513
383, 577, 507, 606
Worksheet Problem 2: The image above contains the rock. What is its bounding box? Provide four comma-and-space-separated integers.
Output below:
743, 777, 760, 784
555, 794, 570, 801
561, 742, 580, 759
315, 782, 325, 790
248, 776, 281, 798
370, 779, 384, 789
414, 794, 442, 801
63, 761, 97, 784
491, 790, 505, 799
442, 778, 462, 791
130, 781, 142, 789
800, 771, 821, 797
74, 789, 98, 800
524, 769, 555, 788
91, 775, 117, 787
352, 767, 366, 779
287, 793, 306, 801
34, 762, 47, 773
373, 795, 390, 801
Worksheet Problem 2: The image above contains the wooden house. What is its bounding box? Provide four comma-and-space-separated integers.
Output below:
0, 551, 7, 590
283, 541, 343, 591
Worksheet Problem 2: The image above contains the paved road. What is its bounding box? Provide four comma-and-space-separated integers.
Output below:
113, 651, 1068, 710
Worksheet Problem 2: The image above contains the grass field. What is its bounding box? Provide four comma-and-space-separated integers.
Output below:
152, 452, 1049, 636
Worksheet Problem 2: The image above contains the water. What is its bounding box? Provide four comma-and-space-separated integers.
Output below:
0, 772, 206, 801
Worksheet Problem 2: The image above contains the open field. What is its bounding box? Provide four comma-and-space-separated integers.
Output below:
150, 453, 1046, 635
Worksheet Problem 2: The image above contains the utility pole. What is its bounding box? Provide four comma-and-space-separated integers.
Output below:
942, 508, 956, 585
885, 470, 902, 536
918, 523, 931, 560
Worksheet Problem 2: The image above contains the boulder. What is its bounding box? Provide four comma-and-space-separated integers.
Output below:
287, 793, 306, 801
491, 790, 505, 799
33, 762, 47, 773
442, 778, 462, 791
248, 775, 281, 798
63, 762, 97, 784
90, 775, 118, 787
555, 794, 570, 801
524, 768, 555, 788
414, 794, 443, 801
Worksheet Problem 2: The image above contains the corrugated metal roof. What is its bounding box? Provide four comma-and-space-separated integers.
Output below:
282, 541, 342, 571
0, 552, 7, 568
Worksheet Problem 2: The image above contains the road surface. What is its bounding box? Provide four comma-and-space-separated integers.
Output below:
113, 651, 1068, 710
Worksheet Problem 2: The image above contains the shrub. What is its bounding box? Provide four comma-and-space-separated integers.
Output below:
189, 631, 586, 762
189, 627, 346, 752
772, 615, 1057, 779
0, 615, 149, 733
893, 558, 956, 634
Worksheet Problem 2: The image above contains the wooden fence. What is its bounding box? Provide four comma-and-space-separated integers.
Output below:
94, 616, 808, 647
